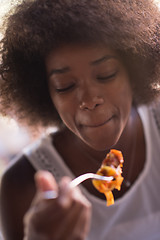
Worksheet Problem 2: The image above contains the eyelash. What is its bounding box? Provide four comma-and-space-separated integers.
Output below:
55, 71, 118, 93
55, 84, 75, 93
97, 71, 118, 81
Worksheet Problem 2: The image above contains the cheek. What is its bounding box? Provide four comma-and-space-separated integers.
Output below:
117, 81, 133, 128
115, 72, 133, 108
53, 96, 69, 116
107, 74, 132, 128
51, 94, 77, 129
120, 82, 132, 111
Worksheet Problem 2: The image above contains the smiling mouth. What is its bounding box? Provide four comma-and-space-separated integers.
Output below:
82, 116, 114, 128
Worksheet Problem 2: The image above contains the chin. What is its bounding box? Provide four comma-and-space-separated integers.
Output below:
84, 137, 119, 152
79, 123, 122, 151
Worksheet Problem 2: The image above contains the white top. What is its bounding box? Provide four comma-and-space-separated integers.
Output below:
23, 103, 160, 240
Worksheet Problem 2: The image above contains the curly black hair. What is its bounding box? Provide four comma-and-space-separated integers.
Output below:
0, 0, 160, 128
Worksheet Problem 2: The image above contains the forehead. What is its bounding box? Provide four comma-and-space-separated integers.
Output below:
45, 43, 119, 70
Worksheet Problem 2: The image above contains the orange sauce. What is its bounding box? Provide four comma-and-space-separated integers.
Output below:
92, 149, 124, 206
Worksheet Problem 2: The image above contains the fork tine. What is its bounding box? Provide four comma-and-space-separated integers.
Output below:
43, 173, 113, 199
69, 173, 113, 188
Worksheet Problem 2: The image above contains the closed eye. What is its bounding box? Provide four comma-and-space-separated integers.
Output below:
55, 83, 75, 93
97, 71, 118, 82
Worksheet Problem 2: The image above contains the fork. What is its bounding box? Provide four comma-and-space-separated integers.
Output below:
43, 173, 113, 199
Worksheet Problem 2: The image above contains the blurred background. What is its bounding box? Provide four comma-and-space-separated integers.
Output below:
0, 0, 58, 180
0, 0, 36, 180
0, 116, 41, 178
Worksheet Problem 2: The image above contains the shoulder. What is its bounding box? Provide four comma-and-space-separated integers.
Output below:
144, 99, 160, 132
138, 99, 160, 121
1, 153, 36, 191
150, 99, 160, 125
0, 154, 36, 240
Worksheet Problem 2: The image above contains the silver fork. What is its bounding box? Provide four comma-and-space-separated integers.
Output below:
43, 173, 113, 199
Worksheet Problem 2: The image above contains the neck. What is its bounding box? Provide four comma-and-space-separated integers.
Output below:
114, 106, 145, 188
53, 106, 145, 198
74, 107, 143, 175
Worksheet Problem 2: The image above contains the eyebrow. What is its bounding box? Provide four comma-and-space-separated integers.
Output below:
91, 55, 117, 65
48, 67, 70, 78
48, 55, 117, 78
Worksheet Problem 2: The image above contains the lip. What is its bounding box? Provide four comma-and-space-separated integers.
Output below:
81, 116, 113, 128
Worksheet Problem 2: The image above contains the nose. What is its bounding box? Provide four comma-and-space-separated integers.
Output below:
80, 96, 104, 110
79, 88, 104, 110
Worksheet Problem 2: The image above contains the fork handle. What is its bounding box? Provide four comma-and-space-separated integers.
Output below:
43, 173, 113, 199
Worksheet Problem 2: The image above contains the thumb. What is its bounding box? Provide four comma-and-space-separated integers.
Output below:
34, 170, 58, 192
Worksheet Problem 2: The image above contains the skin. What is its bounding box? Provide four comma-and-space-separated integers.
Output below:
46, 44, 132, 151
0, 43, 146, 240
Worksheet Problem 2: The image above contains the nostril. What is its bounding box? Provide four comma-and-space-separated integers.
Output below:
79, 96, 104, 110
95, 103, 100, 107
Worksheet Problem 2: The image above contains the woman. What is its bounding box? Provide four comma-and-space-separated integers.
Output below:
0, 0, 160, 239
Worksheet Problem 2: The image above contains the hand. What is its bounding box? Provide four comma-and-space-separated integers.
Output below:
23, 171, 92, 240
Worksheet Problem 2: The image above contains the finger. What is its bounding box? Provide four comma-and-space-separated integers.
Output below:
64, 193, 91, 240
35, 170, 58, 192
31, 170, 58, 206
71, 201, 91, 240
57, 176, 73, 208
53, 196, 91, 240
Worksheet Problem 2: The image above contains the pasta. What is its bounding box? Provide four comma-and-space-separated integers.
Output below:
92, 149, 124, 206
